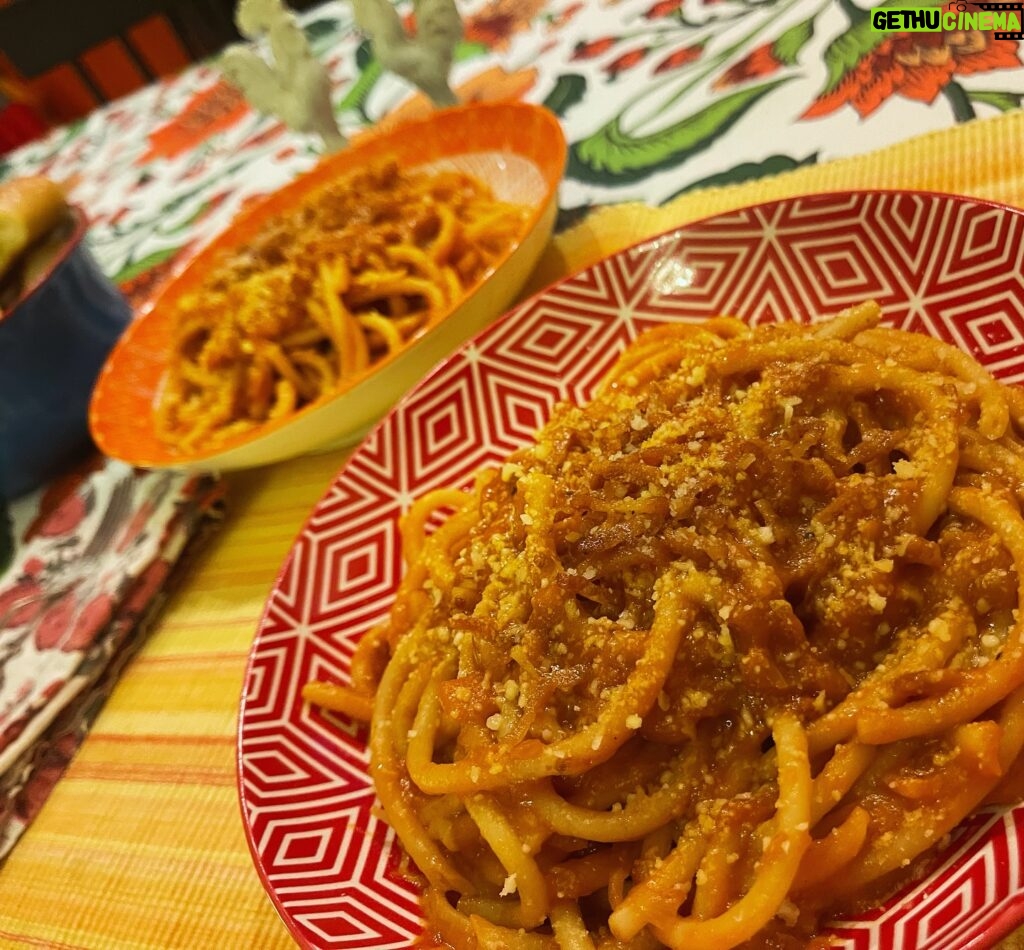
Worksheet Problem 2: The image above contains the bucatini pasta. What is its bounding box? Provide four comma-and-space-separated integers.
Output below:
153, 160, 527, 451
305, 301, 1024, 948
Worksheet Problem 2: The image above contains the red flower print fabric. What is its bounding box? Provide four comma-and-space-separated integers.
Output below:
0, 457, 223, 861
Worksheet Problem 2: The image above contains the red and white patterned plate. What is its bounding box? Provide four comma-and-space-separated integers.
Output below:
238, 190, 1024, 950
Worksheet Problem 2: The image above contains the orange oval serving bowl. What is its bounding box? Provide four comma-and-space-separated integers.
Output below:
89, 101, 566, 472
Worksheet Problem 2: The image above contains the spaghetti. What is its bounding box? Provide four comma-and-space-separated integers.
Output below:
305, 302, 1024, 948
153, 161, 527, 452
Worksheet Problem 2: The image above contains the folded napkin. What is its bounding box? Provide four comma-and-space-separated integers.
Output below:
0, 455, 222, 861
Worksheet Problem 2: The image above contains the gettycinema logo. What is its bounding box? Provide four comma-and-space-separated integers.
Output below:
871, 1, 1024, 39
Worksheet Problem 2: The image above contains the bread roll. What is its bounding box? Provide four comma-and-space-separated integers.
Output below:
0, 176, 68, 280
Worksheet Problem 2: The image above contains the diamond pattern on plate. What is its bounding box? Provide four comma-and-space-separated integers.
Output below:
243, 747, 315, 789
320, 523, 398, 613
872, 192, 942, 278
475, 364, 566, 449
239, 191, 1024, 950
936, 205, 1021, 288
482, 297, 621, 375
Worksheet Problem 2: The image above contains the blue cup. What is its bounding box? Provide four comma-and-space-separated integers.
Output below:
0, 207, 131, 500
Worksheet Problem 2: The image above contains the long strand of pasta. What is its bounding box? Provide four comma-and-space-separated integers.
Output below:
645, 714, 812, 950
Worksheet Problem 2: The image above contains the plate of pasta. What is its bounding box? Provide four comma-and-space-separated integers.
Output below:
239, 190, 1024, 950
88, 101, 565, 471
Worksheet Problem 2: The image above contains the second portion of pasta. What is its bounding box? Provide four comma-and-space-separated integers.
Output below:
307, 302, 1024, 949
154, 160, 527, 452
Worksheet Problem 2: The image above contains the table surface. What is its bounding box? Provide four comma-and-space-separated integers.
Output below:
3, 1, 1024, 947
